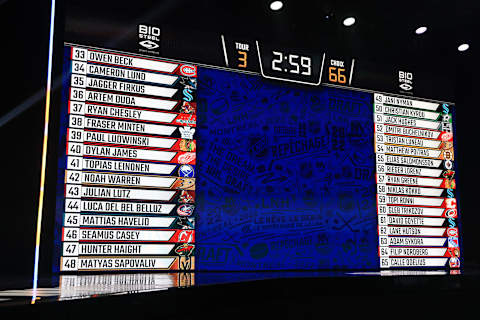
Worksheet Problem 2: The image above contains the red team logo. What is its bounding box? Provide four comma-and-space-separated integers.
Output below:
178, 152, 196, 164
447, 227, 459, 237
178, 230, 194, 243
180, 65, 197, 77
444, 198, 457, 210
440, 131, 453, 141
445, 209, 458, 218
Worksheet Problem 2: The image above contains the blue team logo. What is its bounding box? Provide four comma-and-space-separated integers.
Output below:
178, 164, 195, 177
177, 204, 195, 217
448, 237, 459, 248
449, 257, 460, 268
183, 88, 194, 102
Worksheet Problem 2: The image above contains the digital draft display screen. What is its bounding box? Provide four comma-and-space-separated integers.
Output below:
43, 23, 461, 273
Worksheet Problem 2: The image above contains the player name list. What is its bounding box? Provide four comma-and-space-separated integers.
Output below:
59, 45, 198, 271
373, 93, 460, 269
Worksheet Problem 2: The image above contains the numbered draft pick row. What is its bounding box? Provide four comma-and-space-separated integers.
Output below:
377, 193, 456, 205
65, 171, 195, 189
380, 257, 449, 268
64, 198, 176, 214
377, 205, 457, 218
374, 93, 447, 111
72, 60, 179, 86
69, 103, 196, 126
62, 243, 196, 256
375, 133, 443, 149
375, 143, 453, 160
62, 228, 195, 242
60, 256, 194, 271
69, 115, 196, 138
70, 87, 180, 111
67, 142, 196, 164
377, 184, 451, 197
63, 214, 195, 234
67, 129, 197, 151
71, 47, 197, 76
375, 104, 447, 121
63, 213, 195, 228
71, 73, 179, 98
66, 157, 195, 177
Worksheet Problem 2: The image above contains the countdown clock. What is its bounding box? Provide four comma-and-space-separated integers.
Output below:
256, 41, 325, 85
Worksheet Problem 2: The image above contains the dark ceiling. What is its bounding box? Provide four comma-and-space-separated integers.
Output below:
2, 0, 478, 122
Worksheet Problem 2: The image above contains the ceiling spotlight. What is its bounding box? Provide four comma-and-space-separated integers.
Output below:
270, 1, 283, 11
458, 43, 469, 52
415, 26, 427, 34
343, 17, 356, 27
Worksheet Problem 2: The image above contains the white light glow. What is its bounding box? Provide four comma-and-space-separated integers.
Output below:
458, 43, 469, 52
270, 1, 283, 11
343, 17, 356, 27
415, 26, 427, 34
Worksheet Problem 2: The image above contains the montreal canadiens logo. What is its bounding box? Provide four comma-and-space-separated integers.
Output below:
180, 65, 197, 77
177, 204, 194, 216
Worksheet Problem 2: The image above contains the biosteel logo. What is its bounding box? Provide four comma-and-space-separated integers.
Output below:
180, 65, 197, 77
398, 70, 413, 92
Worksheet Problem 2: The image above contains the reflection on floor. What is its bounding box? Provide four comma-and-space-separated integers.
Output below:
0, 269, 463, 306
0, 273, 194, 304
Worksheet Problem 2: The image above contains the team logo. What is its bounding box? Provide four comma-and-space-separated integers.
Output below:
178, 152, 196, 164
444, 179, 456, 189
173, 177, 195, 190
180, 101, 196, 114
178, 230, 194, 242
442, 113, 451, 122
449, 257, 460, 268
183, 88, 194, 102
178, 190, 194, 203
179, 126, 195, 139
445, 198, 457, 210
180, 65, 197, 77
176, 217, 195, 229
180, 139, 196, 152
448, 248, 460, 258
447, 227, 459, 237
442, 122, 453, 132
180, 102, 196, 114
445, 209, 458, 219
179, 76, 197, 89
441, 141, 454, 150
443, 170, 455, 180
179, 164, 195, 177
443, 160, 453, 170
175, 243, 195, 256
175, 114, 196, 126
448, 236, 459, 248
177, 204, 195, 216
440, 132, 453, 141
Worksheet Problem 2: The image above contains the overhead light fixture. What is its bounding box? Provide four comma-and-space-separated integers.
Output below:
458, 43, 469, 52
270, 1, 283, 11
415, 26, 427, 34
343, 17, 356, 27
